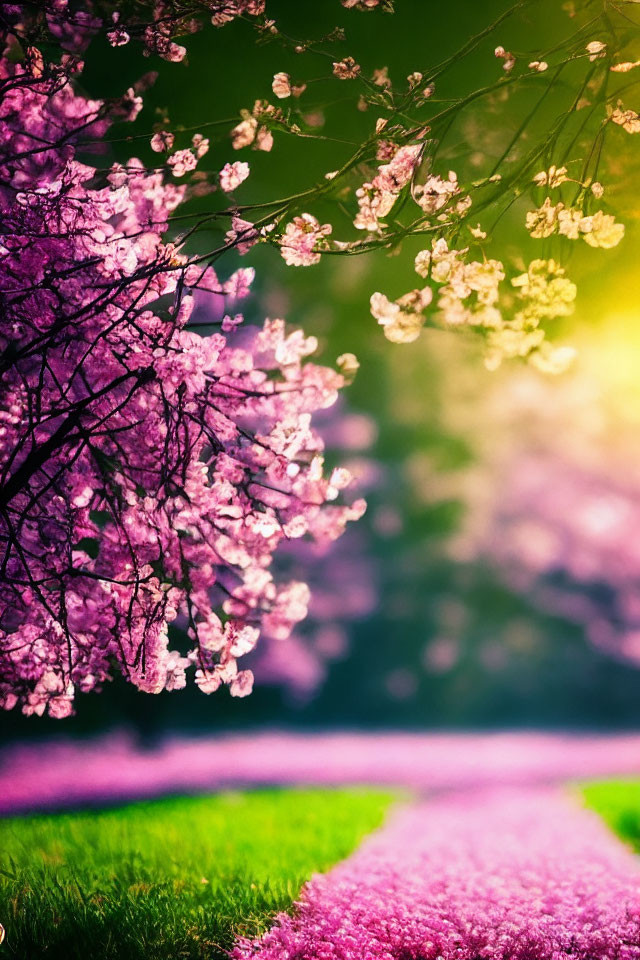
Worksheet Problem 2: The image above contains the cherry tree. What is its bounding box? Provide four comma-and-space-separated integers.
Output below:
0, 2, 364, 716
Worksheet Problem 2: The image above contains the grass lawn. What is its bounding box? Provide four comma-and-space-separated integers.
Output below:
581, 779, 640, 852
0, 788, 395, 960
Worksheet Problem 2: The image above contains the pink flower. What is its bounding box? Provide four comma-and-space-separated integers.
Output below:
225, 216, 260, 254
219, 161, 250, 192
167, 148, 198, 177
231, 117, 258, 149
280, 214, 332, 266
230, 669, 254, 697
223, 267, 255, 299
254, 126, 273, 152
192, 134, 210, 158
210, 0, 265, 27
332, 56, 361, 79
150, 131, 175, 153
106, 25, 130, 47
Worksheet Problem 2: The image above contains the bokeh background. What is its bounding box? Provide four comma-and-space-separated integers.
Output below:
3, 0, 640, 743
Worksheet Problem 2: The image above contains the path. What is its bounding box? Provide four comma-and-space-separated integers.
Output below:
234, 786, 640, 960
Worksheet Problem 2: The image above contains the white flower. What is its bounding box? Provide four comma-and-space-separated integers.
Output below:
532, 165, 568, 188
526, 197, 561, 238
370, 288, 432, 343
557, 208, 591, 239
495, 45, 516, 72
582, 210, 624, 248
611, 105, 640, 134
610, 60, 640, 73
336, 353, 360, 378
586, 40, 607, 61
272, 72, 292, 99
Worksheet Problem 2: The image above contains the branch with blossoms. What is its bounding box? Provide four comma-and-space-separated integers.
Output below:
243, 11, 638, 372
0, 3, 366, 717
23, 0, 636, 374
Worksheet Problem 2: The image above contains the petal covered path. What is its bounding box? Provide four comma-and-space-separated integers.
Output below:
234, 787, 640, 960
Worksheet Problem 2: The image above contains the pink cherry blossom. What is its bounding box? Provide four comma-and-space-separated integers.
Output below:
150, 130, 175, 152
225, 215, 261, 254
219, 160, 250, 192
279, 214, 332, 267
167, 147, 198, 176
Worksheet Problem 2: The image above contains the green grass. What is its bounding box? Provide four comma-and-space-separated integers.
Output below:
0, 788, 395, 960
581, 778, 640, 852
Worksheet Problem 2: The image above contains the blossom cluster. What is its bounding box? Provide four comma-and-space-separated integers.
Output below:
335, 55, 622, 370
235, 786, 640, 960
353, 143, 424, 232
22, 2, 630, 388
363, 143, 621, 368
341, 0, 394, 10
250, 405, 379, 697
3, 0, 267, 65
51, 0, 626, 390
231, 99, 281, 152
0, 14, 362, 717
280, 214, 332, 267
526, 166, 624, 248
371, 239, 577, 371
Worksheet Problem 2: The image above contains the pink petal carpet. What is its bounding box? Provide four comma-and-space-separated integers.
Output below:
235, 786, 640, 960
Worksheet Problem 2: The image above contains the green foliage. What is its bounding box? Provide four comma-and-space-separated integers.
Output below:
581, 780, 640, 852
0, 788, 395, 960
